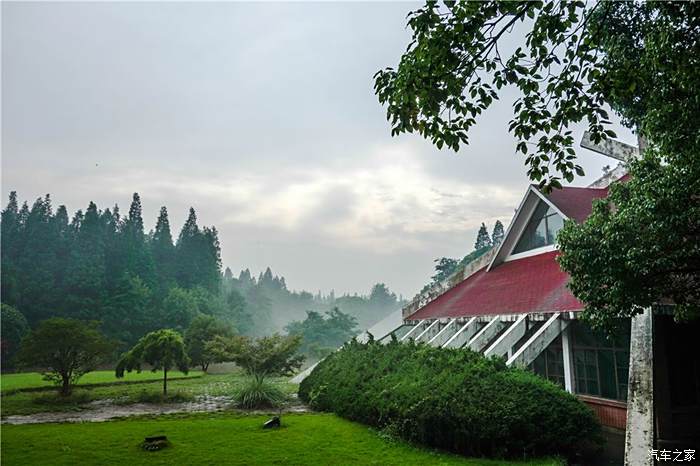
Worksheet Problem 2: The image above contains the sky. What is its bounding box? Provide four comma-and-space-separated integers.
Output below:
1, 2, 636, 299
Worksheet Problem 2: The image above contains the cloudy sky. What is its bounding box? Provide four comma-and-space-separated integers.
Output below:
1, 2, 635, 298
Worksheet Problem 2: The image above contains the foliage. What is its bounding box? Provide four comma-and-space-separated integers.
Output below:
285, 307, 358, 358
556, 2, 700, 326
206, 333, 304, 381
375, 2, 698, 190
0, 192, 224, 347
1, 303, 29, 370
491, 220, 505, 245
185, 314, 234, 371
300, 340, 601, 461
1, 413, 563, 466
116, 329, 189, 395
16, 318, 113, 396
233, 375, 287, 409
420, 221, 498, 294
474, 223, 492, 250
558, 152, 700, 326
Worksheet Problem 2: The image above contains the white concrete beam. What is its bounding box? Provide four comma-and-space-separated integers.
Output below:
624, 308, 654, 466
442, 317, 478, 348
414, 319, 441, 343
581, 131, 640, 161
484, 314, 528, 358
467, 315, 505, 352
428, 319, 458, 347
507, 312, 567, 367
399, 320, 431, 342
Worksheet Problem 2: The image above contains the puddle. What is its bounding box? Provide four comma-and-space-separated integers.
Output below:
2, 395, 310, 425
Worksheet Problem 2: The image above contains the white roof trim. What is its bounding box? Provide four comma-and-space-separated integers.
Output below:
487, 185, 569, 271
530, 188, 570, 221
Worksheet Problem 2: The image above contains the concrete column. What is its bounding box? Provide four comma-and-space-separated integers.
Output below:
561, 325, 575, 393
624, 308, 654, 466
484, 314, 527, 358
507, 312, 567, 367
443, 317, 478, 348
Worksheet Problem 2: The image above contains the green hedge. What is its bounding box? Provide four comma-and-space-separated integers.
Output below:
299, 339, 601, 461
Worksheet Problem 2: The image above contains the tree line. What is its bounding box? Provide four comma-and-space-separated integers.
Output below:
1, 192, 404, 368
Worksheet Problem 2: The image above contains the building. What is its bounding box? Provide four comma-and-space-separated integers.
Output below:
388, 170, 699, 465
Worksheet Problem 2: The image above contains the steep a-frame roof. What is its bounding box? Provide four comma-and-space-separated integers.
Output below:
405, 179, 622, 321
542, 186, 609, 223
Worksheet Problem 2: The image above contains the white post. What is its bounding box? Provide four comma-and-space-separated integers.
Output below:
624, 308, 654, 466
561, 325, 575, 394
428, 319, 457, 347
414, 319, 441, 342
484, 314, 528, 358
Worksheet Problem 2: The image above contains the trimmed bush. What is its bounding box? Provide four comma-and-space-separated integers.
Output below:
299, 339, 601, 461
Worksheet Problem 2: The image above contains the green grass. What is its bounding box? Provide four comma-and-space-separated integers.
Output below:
1, 370, 200, 393
0, 412, 562, 466
1, 372, 296, 416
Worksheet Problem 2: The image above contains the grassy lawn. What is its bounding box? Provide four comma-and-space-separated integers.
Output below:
1, 372, 296, 417
1, 370, 201, 393
0, 412, 562, 466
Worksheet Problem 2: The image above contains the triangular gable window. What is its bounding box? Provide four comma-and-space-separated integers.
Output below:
512, 200, 564, 254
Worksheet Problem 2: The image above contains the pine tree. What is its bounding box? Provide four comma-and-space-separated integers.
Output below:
1, 192, 21, 305
152, 206, 176, 292
175, 208, 200, 288
474, 223, 492, 250
491, 220, 505, 245
121, 193, 155, 287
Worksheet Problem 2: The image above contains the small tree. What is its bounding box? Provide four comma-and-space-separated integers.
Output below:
205, 333, 304, 382
185, 314, 233, 372
1, 304, 29, 370
17, 318, 113, 396
491, 220, 505, 246
116, 329, 189, 396
474, 223, 492, 250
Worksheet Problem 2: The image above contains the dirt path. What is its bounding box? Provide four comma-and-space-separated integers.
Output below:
2, 395, 310, 425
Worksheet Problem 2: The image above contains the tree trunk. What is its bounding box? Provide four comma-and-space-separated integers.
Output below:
163, 367, 167, 396
202, 362, 209, 372
60, 375, 72, 397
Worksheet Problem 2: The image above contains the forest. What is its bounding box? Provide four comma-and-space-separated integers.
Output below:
0, 192, 403, 359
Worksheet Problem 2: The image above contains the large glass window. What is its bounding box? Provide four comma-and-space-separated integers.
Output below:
572, 322, 631, 401
512, 200, 564, 254
532, 336, 565, 388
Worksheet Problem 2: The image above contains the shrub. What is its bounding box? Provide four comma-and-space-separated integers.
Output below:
234, 376, 287, 409
299, 339, 601, 461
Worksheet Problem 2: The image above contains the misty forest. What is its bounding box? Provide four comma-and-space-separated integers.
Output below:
0, 191, 405, 360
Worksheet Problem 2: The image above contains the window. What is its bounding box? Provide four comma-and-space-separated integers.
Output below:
532, 337, 565, 388
571, 322, 631, 401
512, 200, 564, 254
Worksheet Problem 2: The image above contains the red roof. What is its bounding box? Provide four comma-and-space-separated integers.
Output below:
406, 251, 583, 320
543, 186, 609, 223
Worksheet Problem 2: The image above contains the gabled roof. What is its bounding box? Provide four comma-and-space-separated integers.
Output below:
542, 186, 609, 223
404, 174, 631, 321
406, 251, 582, 320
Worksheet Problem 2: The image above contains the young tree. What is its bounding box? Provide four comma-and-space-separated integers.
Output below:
1, 304, 29, 370
17, 318, 113, 395
205, 333, 304, 382
184, 314, 233, 372
431, 257, 459, 284
474, 223, 492, 250
116, 329, 189, 396
491, 220, 505, 246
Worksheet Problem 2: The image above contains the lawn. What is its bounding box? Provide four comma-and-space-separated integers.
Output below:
0, 372, 296, 416
0, 412, 562, 466
1, 370, 201, 393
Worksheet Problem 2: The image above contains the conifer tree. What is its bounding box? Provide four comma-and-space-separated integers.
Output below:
152, 206, 176, 292
491, 220, 505, 246
122, 193, 155, 287
474, 223, 492, 250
